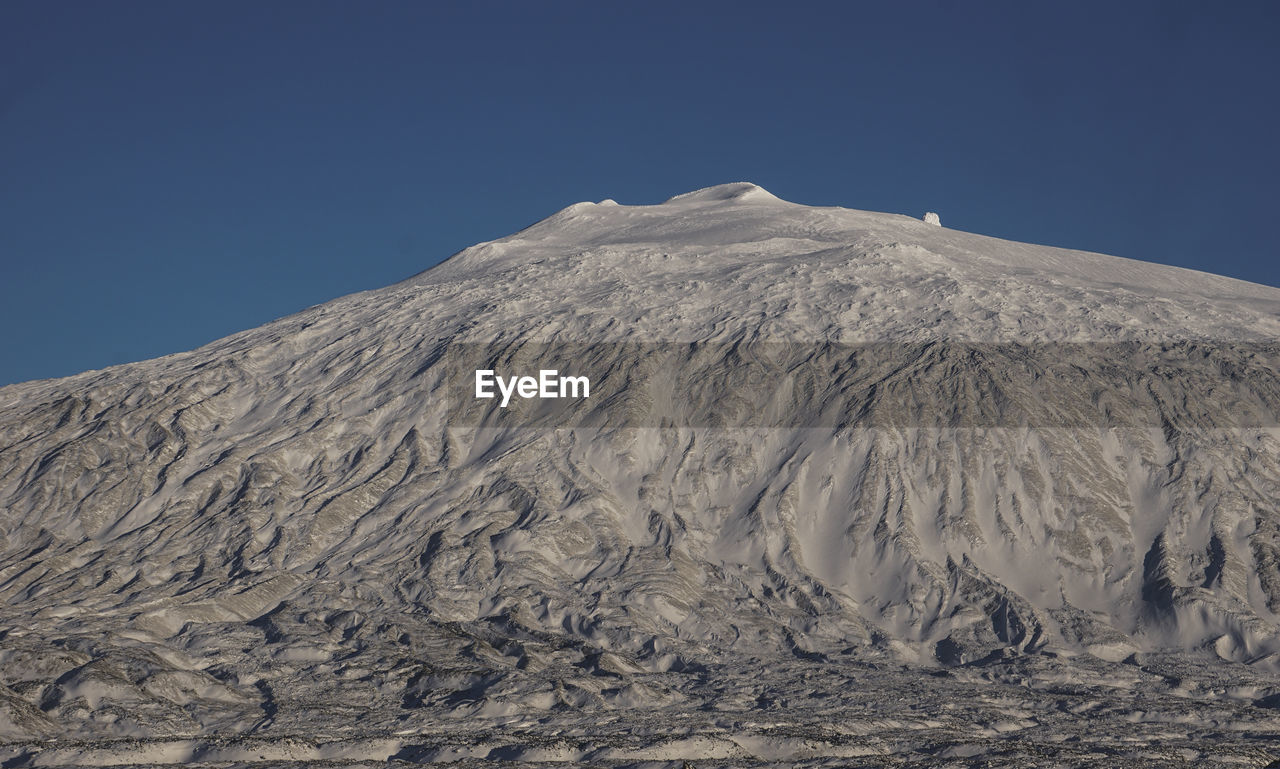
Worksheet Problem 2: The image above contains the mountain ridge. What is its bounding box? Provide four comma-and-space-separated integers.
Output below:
6, 182, 1280, 401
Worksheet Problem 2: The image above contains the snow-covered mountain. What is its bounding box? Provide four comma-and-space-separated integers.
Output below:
3, 183, 1280, 766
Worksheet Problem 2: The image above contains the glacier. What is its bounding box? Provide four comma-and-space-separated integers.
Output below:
2, 183, 1280, 766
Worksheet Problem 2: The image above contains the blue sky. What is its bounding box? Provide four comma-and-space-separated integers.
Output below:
2, 1, 1277, 385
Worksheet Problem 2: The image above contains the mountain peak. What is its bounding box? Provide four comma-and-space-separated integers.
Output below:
662, 182, 781, 205
419, 183, 1280, 346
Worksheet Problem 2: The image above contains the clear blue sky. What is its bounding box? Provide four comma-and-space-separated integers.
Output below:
2, 1, 1277, 385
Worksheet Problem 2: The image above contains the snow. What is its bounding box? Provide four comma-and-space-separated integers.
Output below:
2, 183, 1280, 765
662, 181, 783, 204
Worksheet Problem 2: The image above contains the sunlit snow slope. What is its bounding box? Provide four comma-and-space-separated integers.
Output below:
2, 183, 1280, 747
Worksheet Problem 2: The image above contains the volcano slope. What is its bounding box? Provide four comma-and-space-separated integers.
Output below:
3, 183, 1280, 767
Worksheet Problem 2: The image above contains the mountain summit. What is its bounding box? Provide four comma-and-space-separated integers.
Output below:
2, 186, 1280, 763
425, 183, 1279, 343
662, 181, 784, 204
